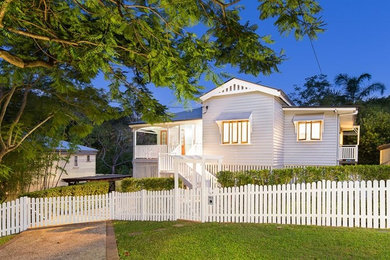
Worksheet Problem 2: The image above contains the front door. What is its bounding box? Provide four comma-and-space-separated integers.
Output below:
160, 130, 167, 145
181, 129, 185, 155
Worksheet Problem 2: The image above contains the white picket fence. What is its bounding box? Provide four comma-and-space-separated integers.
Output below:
1, 179, 390, 237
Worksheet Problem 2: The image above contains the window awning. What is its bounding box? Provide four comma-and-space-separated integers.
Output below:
215, 112, 252, 122
292, 113, 324, 123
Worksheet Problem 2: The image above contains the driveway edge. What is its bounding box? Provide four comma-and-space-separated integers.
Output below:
106, 221, 119, 260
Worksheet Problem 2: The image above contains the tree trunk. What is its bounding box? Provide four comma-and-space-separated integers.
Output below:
111, 164, 116, 175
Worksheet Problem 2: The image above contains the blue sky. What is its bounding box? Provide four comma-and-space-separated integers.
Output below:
93, 0, 390, 112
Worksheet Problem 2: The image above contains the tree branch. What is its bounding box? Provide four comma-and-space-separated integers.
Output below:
12, 114, 54, 151
0, 0, 14, 28
0, 49, 54, 68
8, 84, 31, 146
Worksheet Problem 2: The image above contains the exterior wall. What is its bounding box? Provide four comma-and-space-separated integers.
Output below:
29, 153, 97, 191
272, 98, 285, 168
202, 92, 275, 166
380, 148, 390, 165
58, 154, 97, 186
133, 160, 158, 178
283, 111, 339, 166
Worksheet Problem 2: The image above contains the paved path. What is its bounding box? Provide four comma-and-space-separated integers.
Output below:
0, 221, 119, 260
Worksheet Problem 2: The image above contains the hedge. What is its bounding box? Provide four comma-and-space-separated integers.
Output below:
121, 177, 177, 192
21, 181, 110, 198
216, 165, 390, 188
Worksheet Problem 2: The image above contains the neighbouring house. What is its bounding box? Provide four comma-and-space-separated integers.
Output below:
129, 78, 360, 186
29, 141, 98, 191
378, 144, 390, 165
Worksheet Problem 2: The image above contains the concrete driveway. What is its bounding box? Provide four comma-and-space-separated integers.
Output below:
0, 221, 118, 260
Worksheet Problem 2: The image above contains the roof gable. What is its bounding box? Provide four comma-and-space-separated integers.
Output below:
200, 78, 292, 105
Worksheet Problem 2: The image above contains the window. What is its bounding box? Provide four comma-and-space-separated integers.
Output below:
160, 130, 167, 145
222, 120, 249, 144
87, 155, 91, 162
74, 156, 78, 167
297, 121, 322, 141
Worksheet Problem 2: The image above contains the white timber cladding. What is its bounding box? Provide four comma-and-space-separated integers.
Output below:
202, 91, 274, 166
272, 97, 285, 168
283, 111, 338, 166
380, 148, 390, 165
29, 154, 97, 191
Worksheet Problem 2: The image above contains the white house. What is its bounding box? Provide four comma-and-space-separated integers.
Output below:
378, 144, 390, 165
29, 141, 98, 191
130, 78, 359, 187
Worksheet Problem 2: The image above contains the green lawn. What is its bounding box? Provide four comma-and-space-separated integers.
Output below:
114, 221, 390, 259
0, 235, 14, 247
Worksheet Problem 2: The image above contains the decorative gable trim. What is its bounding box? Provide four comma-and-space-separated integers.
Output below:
200, 78, 292, 106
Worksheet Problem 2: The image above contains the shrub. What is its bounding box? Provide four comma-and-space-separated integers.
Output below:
121, 177, 177, 192
216, 165, 390, 187
21, 181, 110, 198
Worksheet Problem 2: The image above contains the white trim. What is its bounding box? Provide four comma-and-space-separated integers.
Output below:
129, 119, 202, 129
284, 107, 357, 112
200, 78, 292, 106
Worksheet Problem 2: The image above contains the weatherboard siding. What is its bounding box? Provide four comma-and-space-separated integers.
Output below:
272, 98, 284, 168
283, 111, 338, 166
202, 92, 274, 166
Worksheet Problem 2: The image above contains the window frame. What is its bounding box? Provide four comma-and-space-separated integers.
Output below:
87, 155, 91, 162
297, 120, 322, 141
74, 155, 78, 167
160, 130, 168, 145
221, 120, 249, 145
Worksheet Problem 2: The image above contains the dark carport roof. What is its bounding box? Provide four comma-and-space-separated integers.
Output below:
62, 174, 131, 183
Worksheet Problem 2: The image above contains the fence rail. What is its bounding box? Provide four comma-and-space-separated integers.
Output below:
1, 179, 390, 237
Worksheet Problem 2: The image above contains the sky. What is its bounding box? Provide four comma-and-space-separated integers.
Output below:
93, 0, 390, 112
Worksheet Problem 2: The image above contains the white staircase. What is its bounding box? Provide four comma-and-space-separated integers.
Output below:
158, 153, 220, 189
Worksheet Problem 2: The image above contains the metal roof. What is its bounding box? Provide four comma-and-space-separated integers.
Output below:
130, 107, 202, 125
56, 141, 98, 153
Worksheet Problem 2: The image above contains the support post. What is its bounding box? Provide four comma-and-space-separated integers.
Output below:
201, 159, 207, 222
217, 158, 222, 173
174, 159, 179, 220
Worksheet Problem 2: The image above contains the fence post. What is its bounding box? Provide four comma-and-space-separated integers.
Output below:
174, 160, 179, 220
141, 190, 146, 221
201, 159, 207, 223
109, 192, 115, 220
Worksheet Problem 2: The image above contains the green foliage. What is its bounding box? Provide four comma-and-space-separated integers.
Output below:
121, 177, 176, 192
0, 0, 324, 123
84, 117, 134, 174
216, 165, 390, 187
290, 74, 344, 106
357, 98, 390, 164
20, 181, 109, 198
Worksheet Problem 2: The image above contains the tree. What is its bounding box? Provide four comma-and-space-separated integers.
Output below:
84, 117, 134, 175
0, 0, 324, 121
291, 74, 343, 106
0, 68, 115, 174
335, 73, 386, 104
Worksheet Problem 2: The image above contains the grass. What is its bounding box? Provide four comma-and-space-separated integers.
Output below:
0, 235, 14, 247
114, 221, 390, 259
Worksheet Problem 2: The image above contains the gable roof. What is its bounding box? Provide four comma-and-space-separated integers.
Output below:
56, 141, 98, 154
129, 107, 202, 126
200, 78, 293, 106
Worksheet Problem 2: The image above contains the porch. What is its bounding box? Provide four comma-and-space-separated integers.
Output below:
339, 125, 360, 164
132, 122, 202, 160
